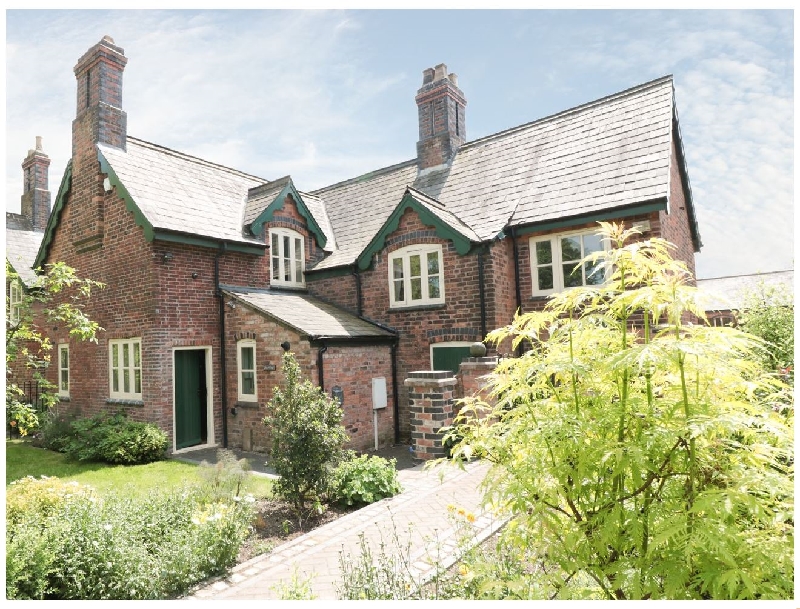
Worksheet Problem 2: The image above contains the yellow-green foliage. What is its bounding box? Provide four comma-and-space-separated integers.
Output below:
447, 223, 794, 600
6, 476, 96, 527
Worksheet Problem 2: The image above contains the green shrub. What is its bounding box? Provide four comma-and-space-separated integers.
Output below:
33, 410, 76, 452
61, 412, 168, 464
331, 453, 402, 506
6, 479, 256, 600
6, 475, 96, 528
197, 449, 251, 502
265, 352, 348, 522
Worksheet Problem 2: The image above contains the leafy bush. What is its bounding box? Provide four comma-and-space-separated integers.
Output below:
331, 453, 402, 506
447, 223, 794, 600
264, 352, 348, 522
6, 475, 96, 528
6, 398, 40, 436
60, 412, 168, 464
738, 281, 794, 375
6, 478, 255, 599
33, 410, 75, 452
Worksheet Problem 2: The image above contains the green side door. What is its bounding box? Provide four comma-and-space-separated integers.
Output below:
431, 345, 472, 376
175, 350, 207, 450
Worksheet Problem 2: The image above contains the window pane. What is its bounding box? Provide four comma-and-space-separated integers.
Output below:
538, 266, 553, 291
61, 370, 69, 392
123, 369, 130, 393
429, 276, 440, 299
583, 233, 603, 254
112, 343, 119, 368
561, 236, 581, 261
411, 278, 422, 300
61, 347, 69, 368
563, 263, 582, 287
535, 241, 552, 265
242, 371, 255, 395
283, 236, 291, 281
123, 343, 130, 368
113, 370, 119, 392
427, 251, 439, 275
271, 234, 280, 280
134, 370, 141, 394
241, 346, 254, 370
394, 280, 404, 302
585, 260, 603, 285
133, 342, 140, 367
294, 238, 303, 282
409, 254, 421, 278
393, 258, 404, 278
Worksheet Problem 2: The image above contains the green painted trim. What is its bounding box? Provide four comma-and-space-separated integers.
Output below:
249, 181, 327, 249
34, 160, 73, 268
153, 231, 265, 255
98, 150, 156, 242
305, 265, 353, 281
512, 201, 667, 237
356, 192, 473, 271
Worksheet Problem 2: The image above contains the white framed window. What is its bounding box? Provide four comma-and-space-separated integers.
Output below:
270, 228, 305, 287
58, 344, 70, 398
711, 315, 735, 328
109, 338, 142, 400
237, 340, 257, 402
8, 279, 23, 324
530, 230, 606, 296
388, 244, 444, 308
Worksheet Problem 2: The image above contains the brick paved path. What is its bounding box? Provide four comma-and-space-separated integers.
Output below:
186, 460, 501, 600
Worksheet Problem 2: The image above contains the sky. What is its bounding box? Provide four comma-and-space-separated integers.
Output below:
4, 8, 795, 280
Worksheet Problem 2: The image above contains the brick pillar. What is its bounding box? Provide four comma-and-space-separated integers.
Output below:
405, 370, 456, 461
457, 356, 498, 404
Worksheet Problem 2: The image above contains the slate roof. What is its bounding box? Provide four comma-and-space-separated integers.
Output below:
98, 138, 269, 246
309, 75, 687, 271
6, 213, 43, 286
222, 287, 395, 340
696, 270, 794, 311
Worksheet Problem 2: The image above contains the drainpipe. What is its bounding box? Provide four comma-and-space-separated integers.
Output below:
509, 227, 523, 357
215, 243, 228, 448
317, 342, 328, 391
510, 226, 522, 314
352, 265, 363, 317
390, 338, 400, 444
477, 247, 487, 340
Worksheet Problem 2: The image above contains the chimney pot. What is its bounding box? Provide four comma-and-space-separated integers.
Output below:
422, 67, 434, 85
35, 136, 43, 151
433, 63, 447, 82
448, 73, 458, 87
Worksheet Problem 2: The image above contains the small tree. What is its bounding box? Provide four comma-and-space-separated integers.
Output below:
6, 261, 104, 434
264, 352, 348, 524
737, 280, 794, 376
447, 223, 793, 600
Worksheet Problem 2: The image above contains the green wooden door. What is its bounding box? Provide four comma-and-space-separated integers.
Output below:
175, 350, 207, 450
432, 345, 472, 376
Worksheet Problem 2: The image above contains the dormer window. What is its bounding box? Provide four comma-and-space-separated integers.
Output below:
270, 228, 305, 288
389, 244, 444, 308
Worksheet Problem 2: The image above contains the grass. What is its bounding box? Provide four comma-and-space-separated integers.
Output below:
6, 439, 273, 498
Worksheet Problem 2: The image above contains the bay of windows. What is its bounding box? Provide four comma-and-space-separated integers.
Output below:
389, 244, 444, 307
270, 228, 305, 287
530, 230, 605, 296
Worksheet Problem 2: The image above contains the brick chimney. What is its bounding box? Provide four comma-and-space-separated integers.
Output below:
72, 35, 128, 157
415, 63, 466, 171
68, 36, 127, 253
20, 136, 51, 232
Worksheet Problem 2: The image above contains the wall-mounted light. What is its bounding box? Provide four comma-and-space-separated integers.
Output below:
162, 252, 173, 263
191, 272, 199, 279
281, 341, 291, 352
230, 406, 237, 417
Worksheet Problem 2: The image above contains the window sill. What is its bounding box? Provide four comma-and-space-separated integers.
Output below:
388, 302, 446, 312
105, 398, 144, 407
58, 396, 71, 402
529, 295, 551, 302
235, 400, 260, 409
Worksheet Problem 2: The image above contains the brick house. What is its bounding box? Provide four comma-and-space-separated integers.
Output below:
17, 36, 701, 455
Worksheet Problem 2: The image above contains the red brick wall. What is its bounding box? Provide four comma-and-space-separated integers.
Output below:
658, 135, 698, 283
223, 297, 394, 452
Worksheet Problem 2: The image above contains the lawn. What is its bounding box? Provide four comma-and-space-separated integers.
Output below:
5, 439, 273, 498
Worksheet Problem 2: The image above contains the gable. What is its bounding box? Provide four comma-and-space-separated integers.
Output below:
355, 188, 479, 271
247, 178, 328, 250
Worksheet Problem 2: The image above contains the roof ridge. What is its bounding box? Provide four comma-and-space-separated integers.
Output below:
124, 136, 271, 183
311, 158, 417, 194
460, 74, 675, 151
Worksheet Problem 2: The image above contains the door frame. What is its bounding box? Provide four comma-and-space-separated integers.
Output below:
172, 346, 214, 453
